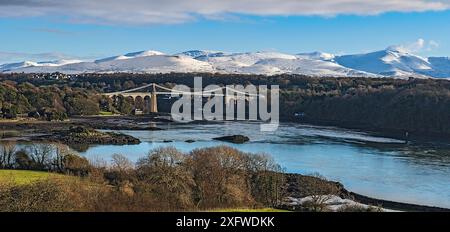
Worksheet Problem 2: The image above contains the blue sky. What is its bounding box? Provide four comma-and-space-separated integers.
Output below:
1, 0, 450, 63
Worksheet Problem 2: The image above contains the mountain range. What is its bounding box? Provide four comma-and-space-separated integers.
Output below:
1, 48, 450, 78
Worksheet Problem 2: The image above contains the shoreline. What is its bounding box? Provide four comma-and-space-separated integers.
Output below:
285, 117, 450, 144
344, 190, 449, 212
1, 116, 449, 211
283, 173, 450, 212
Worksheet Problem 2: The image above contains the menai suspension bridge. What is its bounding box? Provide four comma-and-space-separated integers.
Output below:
102, 83, 265, 113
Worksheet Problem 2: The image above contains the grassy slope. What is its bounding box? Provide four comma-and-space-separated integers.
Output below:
0, 170, 291, 212
0, 170, 68, 185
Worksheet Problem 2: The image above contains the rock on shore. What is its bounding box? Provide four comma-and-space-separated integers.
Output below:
213, 135, 250, 144
39, 126, 141, 145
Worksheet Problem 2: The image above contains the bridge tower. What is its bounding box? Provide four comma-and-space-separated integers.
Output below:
150, 83, 158, 113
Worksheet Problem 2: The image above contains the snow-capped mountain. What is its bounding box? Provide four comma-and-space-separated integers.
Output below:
251, 57, 373, 77
8, 53, 215, 74
334, 47, 435, 77
426, 57, 450, 78
94, 50, 165, 63
176, 50, 228, 59
124, 50, 165, 57
1, 48, 449, 78
0, 61, 40, 71
195, 50, 371, 76
0, 59, 82, 72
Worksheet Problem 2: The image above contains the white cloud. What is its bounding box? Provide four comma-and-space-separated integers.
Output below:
406, 38, 426, 52
390, 39, 440, 53
428, 40, 440, 51
0, 0, 449, 25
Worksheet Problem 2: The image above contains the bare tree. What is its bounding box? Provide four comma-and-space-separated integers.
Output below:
52, 143, 70, 172
245, 153, 285, 207
111, 154, 134, 172
187, 146, 254, 208
302, 173, 339, 212
0, 142, 17, 169
27, 144, 53, 170
106, 154, 135, 184
136, 147, 195, 209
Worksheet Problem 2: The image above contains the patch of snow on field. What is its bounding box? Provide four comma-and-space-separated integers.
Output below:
285, 195, 398, 212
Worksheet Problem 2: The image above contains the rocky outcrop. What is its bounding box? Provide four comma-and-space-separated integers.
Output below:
213, 135, 250, 144
38, 126, 140, 145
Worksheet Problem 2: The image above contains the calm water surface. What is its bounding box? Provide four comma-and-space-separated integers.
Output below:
75, 122, 450, 208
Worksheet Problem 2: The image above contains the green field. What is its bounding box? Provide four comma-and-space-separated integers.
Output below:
0, 170, 67, 185
98, 111, 114, 116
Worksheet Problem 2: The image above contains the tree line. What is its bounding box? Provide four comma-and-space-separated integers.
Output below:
2, 73, 450, 137
0, 142, 90, 175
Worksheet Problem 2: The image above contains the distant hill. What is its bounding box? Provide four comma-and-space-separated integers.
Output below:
1, 48, 449, 78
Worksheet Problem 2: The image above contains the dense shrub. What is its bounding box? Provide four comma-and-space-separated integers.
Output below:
136, 147, 195, 209
0, 179, 74, 212
187, 146, 255, 208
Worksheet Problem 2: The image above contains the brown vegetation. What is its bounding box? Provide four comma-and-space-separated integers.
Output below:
0, 145, 285, 212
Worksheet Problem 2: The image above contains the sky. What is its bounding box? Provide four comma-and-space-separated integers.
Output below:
1, 0, 450, 63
